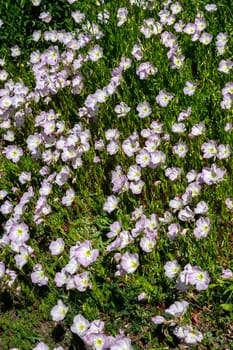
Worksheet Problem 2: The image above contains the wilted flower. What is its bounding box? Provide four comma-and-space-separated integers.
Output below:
117, 8, 128, 27
110, 337, 133, 350
165, 300, 189, 317
39, 12, 52, 23
174, 325, 203, 344
114, 102, 131, 117
152, 315, 165, 324
49, 238, 65, 256
205, 4, 217, 12
221, 268, 233, 278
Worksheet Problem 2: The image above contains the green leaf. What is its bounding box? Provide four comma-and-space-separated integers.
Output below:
220, 304, 233, 312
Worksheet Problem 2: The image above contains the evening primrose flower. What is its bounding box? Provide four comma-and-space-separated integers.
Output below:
49, 238, 65, 256
0, 261, 5, 279
31, 264, 48, 286
136, 101, 152, 118
156, 89, 174, 107
120, 252, 139, 274
188, 267, 210, 290
11, 45, 21, 57
136, 61, 157, 79
51, 300, 68, 321
88, 45, 103, 62
201, 164, 226, 185
75, 240, 99, 267
110, 337, 133, 350
165, 300, 189, 317
225, 198, 233, 210
174, 325, 203, 344
33, 342, 49, 350
117, 8, 128, 27
3, 145, 23, 163
183, 80, 197, 96
74, 271, 92, 291
0, 69, 8, 80
194, 217, 211, 238
218, 60, 233, 74
39, 12, 52, 23
62, 188, 75, 206
0, 200, 13, 214
164, 260, 181, 278
140, 235, 156, 252
131, 44, 143, 61
71, 10, 85, 23
31, 0, 42, 5
199, 32, 213, 45
172, 142, 189, 158
217, 144, 231, 159
19, 171, 31, 184
205, 4, 217, 12
114, 102, 131, 117
9, 223, 29, 244
14, 246, 31, 269
103, 195, 119, 213
71, 314, 90, 337
165, 167, 181, 181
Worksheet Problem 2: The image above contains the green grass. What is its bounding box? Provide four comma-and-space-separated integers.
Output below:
0, 0, 233, 349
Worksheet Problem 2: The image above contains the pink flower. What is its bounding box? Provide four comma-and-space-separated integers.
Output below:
120, 252, 139, 274
49, 238, 65, 255
156, 90, 173, 107
164, 260, 181, 278
9, 223, 29, 244
75, 240, 99, 267
74, 271, 92, 291
3, 145, 23, 163
51, 300, 68, 321
188, 267, 210, 290
152, 315, 165, 324
71, 314, 90, 337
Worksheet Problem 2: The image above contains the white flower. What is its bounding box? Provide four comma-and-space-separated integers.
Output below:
71, 314, 90, 336
51, 300, 68, 321
164, 260, 181, 278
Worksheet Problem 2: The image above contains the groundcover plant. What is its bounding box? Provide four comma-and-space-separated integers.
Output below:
0, 0, 233, 349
